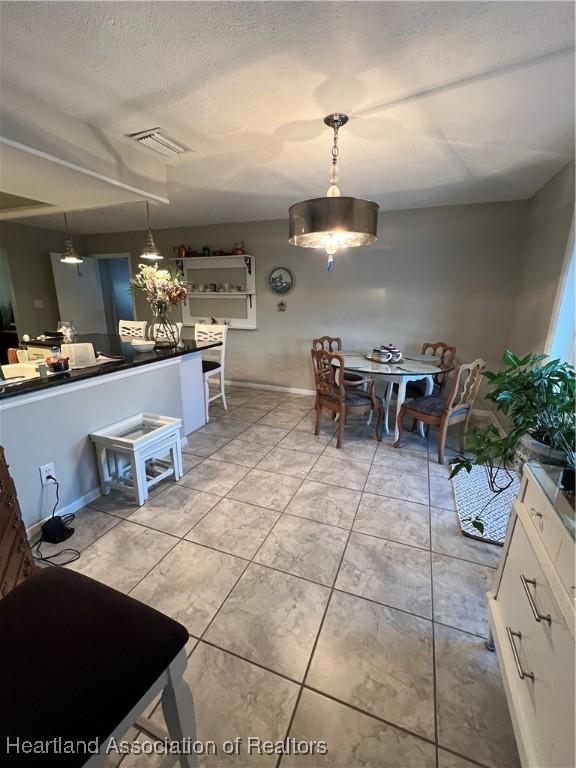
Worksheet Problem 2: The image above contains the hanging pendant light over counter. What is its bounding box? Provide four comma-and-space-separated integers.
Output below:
288, 113, 379, 271
140, 201, 163, 261
60, 212, 84, 264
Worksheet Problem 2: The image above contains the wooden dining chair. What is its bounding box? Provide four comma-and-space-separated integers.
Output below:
395, 358, 485, 464
311, 349, 383, 448
406, 341, 457, 398
312, 336, 364, 385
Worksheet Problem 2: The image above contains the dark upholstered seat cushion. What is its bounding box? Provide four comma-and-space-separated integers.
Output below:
0, 567, 188, 765
202, 359, 221, 373
406, 380, 441, 399
345, 390, 383, 407
322, 390, 383, 407
406, 395, 447, 418
343, 371, 364, 383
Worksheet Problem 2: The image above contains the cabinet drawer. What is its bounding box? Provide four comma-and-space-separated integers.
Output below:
556, 535, 576, 603
0, 506, 22, 578
0, 528, 33, 598
522, 478, 565, 563
497, 519, 575, 768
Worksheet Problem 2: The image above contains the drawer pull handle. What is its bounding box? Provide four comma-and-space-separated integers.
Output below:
520, 574, 552, 624
506, 627, 534, 681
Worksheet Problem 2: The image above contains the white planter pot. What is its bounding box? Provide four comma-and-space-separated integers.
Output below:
516, 433, 565, 467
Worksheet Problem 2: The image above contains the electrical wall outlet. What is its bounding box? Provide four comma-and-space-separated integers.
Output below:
39, 463, 56, 486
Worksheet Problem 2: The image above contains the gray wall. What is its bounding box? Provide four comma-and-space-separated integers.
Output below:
0, 220, 62, 337
507, 161, 575, 357
84, 200, 529, 389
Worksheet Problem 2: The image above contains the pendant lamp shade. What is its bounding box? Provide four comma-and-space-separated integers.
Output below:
140, 202, 163, 261
60, 213, 84, 264
288, 113, 378, 269
289, 196, 379, 249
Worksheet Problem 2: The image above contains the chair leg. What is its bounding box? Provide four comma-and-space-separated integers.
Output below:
394, 407, 405, 448
220, 370, 227, 411
314, 406, 322, 436
412, 417, 418, 433
161, 653, 197, 768
461, 411, 471, 453
438, 415, 449, 465
375, 406, 383, 442
204, 375, 210, 423
336, 407, 345, 448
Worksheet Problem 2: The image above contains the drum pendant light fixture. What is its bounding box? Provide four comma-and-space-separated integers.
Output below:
60, 212, 84, 264
140, 201, 163, 261
288, 113, 379, 271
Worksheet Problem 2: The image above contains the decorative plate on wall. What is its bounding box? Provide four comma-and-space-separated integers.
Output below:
268, 267, 294, 294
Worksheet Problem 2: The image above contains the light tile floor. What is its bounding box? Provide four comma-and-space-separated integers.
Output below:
66, 386, 519, 768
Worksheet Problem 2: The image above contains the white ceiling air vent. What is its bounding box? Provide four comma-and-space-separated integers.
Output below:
128, 128, 190, 157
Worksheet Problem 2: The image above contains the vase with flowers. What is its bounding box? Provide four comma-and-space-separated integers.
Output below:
131, 264, 187, 349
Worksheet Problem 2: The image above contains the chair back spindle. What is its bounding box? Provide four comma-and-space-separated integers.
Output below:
312, 336, 343, 353
118, 320, 147, 338
422, 341, 456, 389
445, 358, 485, 417
311, 349, 346, 402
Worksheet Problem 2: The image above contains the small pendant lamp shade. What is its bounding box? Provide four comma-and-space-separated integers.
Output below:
140, 202, 163, 261
60, 213, 84, 264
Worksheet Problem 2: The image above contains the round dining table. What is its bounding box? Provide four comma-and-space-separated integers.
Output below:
342, 354, 446, 441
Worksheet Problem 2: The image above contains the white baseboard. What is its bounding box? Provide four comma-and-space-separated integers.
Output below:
224, 379, 315, 396
26, 436, 189, 539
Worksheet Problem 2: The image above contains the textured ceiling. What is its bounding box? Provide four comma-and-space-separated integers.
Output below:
1, 1, 574, 233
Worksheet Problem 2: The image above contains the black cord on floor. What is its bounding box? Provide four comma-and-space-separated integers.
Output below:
32, 477, 81, 566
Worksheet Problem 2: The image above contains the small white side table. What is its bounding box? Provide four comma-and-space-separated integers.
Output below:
90, 413, 183, 506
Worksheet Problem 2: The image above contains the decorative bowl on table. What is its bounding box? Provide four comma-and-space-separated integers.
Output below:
130, 340, 155, 353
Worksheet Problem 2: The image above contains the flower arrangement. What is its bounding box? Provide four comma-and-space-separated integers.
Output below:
131, 264, 187, 347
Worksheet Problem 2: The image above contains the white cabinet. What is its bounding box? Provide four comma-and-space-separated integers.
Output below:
175, 254, 257, 330
488, 465, 575, 768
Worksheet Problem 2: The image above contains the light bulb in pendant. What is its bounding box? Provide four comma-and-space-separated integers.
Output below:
324, 234, 338, 256
327, 184, 341, 197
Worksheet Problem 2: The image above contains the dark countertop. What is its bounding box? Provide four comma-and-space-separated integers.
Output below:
0, 333, 221, 401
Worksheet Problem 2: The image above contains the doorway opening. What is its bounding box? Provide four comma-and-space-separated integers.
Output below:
98, 256, 135, 335
50, 252, 135, 335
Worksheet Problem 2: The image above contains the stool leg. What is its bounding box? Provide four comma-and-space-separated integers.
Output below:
173, 441, 183, 480
95, 446, 111, 495
162, 653, 197, 768
131, 455, 148, 506
204, 375, 210, 423
220, 369, 227, 410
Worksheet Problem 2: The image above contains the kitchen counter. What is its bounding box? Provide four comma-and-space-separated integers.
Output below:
0, 333, 221, 400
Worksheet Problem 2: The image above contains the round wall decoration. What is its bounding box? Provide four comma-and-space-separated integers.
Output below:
268, 267, 294, 294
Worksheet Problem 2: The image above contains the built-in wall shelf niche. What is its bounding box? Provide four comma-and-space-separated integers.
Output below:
174, 255, 256, 330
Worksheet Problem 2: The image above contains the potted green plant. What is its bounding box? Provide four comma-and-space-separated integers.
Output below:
450, 351, 575, 532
